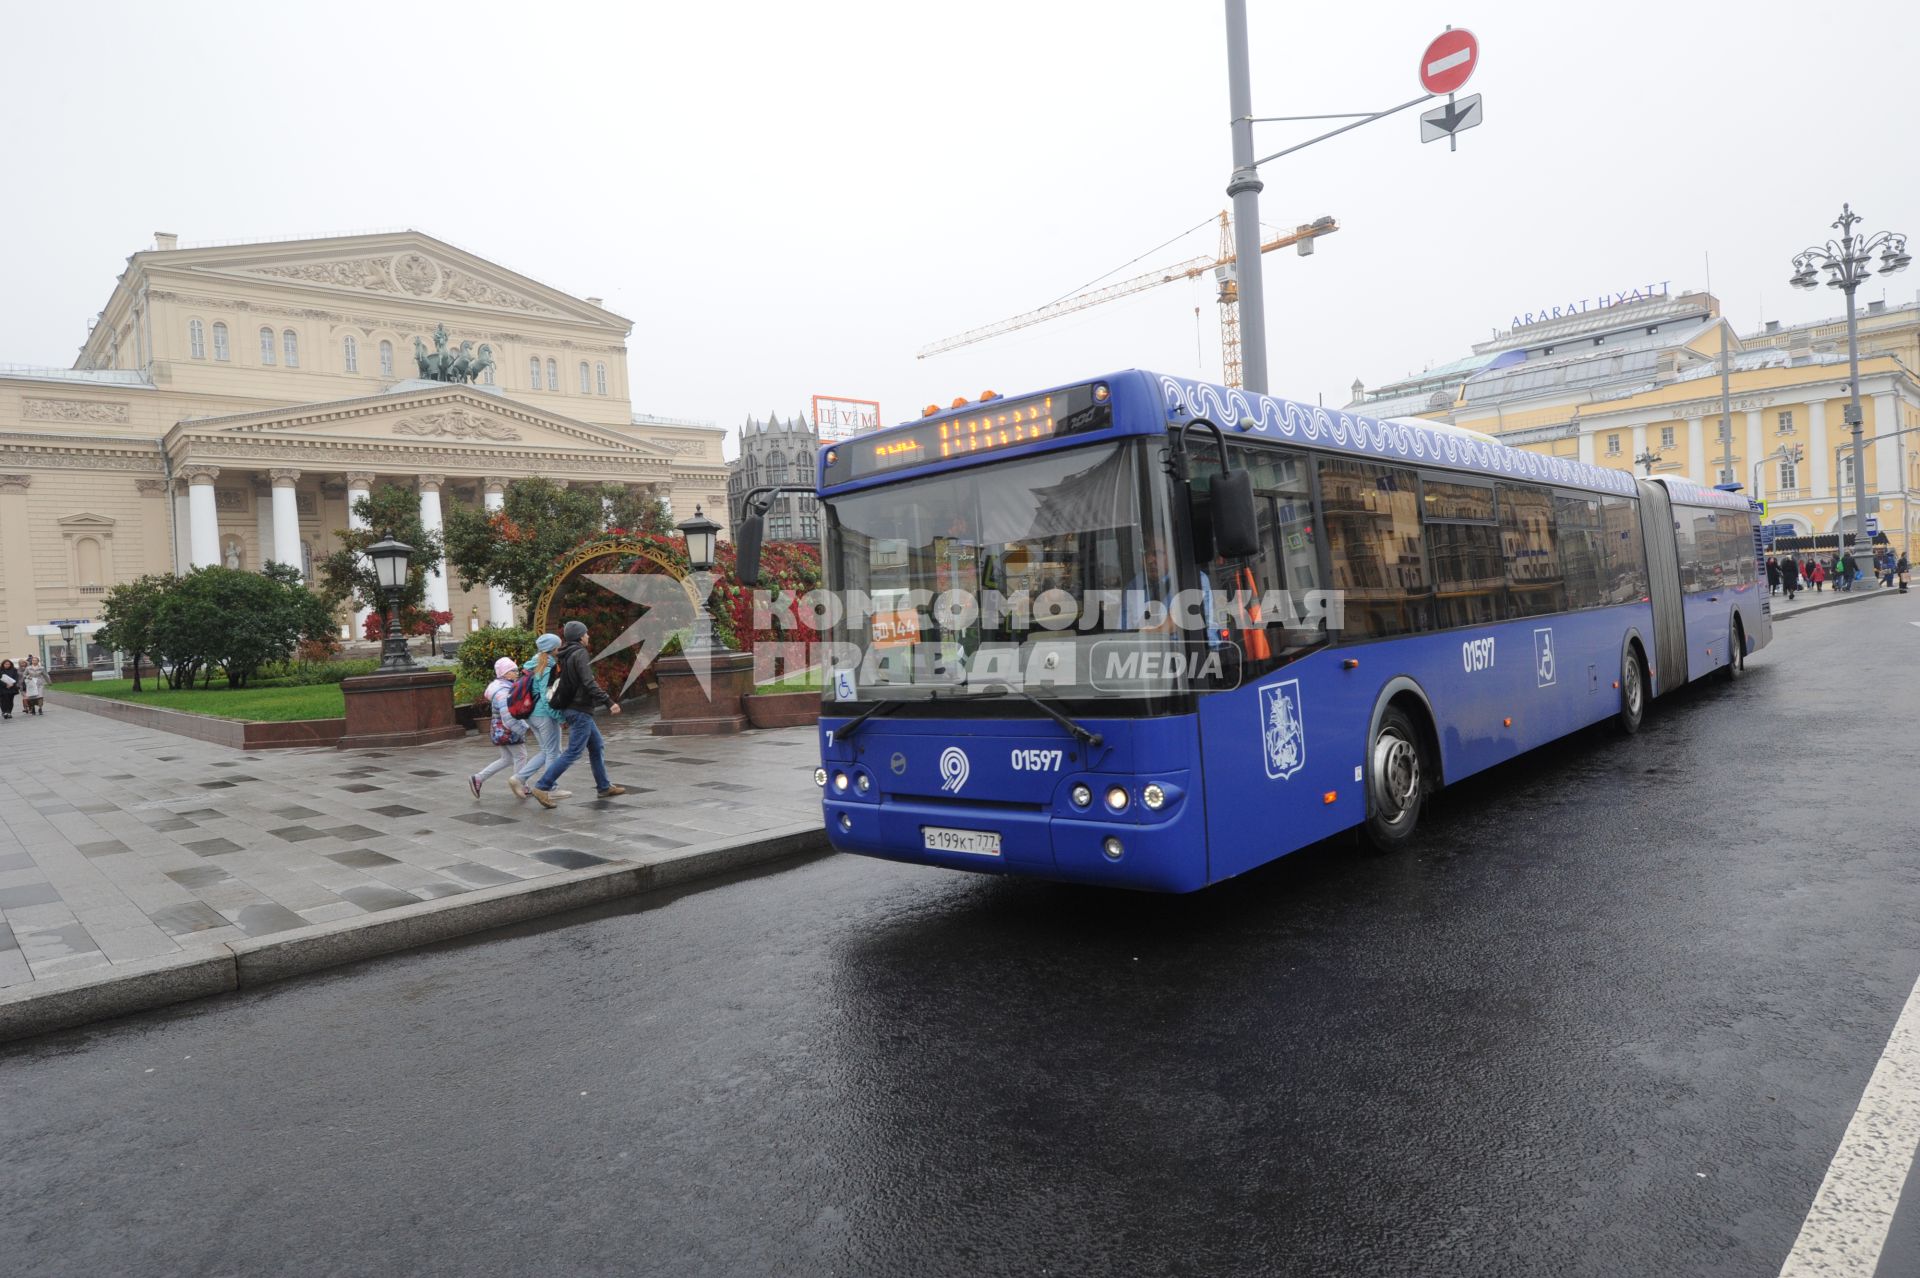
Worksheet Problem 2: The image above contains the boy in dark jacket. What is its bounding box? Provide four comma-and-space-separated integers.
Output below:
530, 619, 627, 807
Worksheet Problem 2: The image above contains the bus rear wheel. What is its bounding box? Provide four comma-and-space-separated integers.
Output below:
1617, 645, 1646, 735
1723, 617, 1746, 682
1364, 705, 1426, 851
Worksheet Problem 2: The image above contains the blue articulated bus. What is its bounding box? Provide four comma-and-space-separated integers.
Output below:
737, 369, 1769, 893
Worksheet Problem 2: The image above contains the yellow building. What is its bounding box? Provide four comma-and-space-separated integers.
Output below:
1350, 289, 1920, 555
0, 230, 732, 665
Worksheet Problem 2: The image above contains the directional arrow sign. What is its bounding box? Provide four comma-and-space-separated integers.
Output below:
1420, 93, 1483, 143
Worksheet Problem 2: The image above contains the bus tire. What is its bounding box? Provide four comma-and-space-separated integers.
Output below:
1723, 617, 1746, 682
1617, 643, 1647, 735
1363, 705, 1426, 852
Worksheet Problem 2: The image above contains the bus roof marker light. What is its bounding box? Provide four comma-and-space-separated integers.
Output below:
1093, 382, 1111, 403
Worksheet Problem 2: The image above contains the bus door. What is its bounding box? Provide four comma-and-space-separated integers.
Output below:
1636, 479, 1688, 695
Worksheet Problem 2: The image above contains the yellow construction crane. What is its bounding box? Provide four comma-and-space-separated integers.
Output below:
917, 211, 1337, 388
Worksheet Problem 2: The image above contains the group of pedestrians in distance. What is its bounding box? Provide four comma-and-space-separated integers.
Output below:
1767, 548, 1910, 600
469, 618, 628, 809
0, 655, 48, 720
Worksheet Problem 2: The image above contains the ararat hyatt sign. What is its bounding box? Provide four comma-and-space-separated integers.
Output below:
1512, 280, 1673, 329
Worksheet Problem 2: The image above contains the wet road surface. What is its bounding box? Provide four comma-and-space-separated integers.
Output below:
4, 598, 1919, 1277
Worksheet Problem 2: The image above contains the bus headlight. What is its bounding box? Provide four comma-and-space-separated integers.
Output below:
1105, 785, 1129, 812
855, 772, 871, 794
814, 768, 828, 787
1070, 783, 1092, 808
833, 771, 849, 792
1142, 783, 1167, 811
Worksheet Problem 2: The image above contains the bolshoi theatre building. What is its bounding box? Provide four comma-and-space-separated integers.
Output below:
0, 230, 729, 664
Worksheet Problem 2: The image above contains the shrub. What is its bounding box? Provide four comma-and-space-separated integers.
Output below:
147, 565, 335, 689
456, 626, 537, 684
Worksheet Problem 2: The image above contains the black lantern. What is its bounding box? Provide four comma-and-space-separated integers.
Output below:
678, 504, 721, 573
366, 530, 416, 670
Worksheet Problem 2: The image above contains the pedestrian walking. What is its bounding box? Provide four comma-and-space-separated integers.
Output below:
1809, 559, 1824, 592
0, 659, 19, 719
1780, 555, 1800, 601
1767, 557, 1780, 595
529, 619, 627, 808
20, 657, 46, 715
1898, 552, 1911, 594
510, 632, 570, 800
470, 657, 531, 798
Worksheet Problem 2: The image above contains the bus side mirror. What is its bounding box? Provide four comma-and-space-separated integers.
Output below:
735, 510, 767, 586
1209, 467, 1260, 560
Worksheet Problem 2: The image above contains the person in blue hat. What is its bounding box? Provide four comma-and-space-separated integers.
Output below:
507, 633, 568, 799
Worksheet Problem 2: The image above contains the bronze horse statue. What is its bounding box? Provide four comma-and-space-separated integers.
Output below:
407, 326, 493, 384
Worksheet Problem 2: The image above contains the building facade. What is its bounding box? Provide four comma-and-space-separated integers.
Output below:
1350, 290, 1920, 555
725, 411, 820, 544
0, 230, 730, 661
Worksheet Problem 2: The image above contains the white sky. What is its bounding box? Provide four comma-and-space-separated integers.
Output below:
3, 0, 1916, 461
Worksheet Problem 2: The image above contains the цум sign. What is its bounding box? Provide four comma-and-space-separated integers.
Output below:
812, 395, 883, 445
1511, 280, 1673, 330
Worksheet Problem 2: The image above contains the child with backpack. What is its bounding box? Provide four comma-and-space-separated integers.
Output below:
470, 656, 532, 798
508, 633, 568, 801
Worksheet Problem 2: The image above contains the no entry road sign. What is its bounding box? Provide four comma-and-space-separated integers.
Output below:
1420, 29, 1479, 95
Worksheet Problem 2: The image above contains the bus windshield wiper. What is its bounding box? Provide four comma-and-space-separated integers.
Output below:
834, 698, 902, 740
971, 684, 1104, 749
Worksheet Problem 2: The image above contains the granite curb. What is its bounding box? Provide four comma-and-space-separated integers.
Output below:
0, 821, 828, 1045
1772, 587, 1902, 621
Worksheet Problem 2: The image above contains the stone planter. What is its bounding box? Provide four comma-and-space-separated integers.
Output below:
651, 650, 755, 736
742, 690, 821, 729
338, 668, 465, 750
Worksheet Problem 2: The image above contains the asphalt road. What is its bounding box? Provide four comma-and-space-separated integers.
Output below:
5, 596, 1918, 1278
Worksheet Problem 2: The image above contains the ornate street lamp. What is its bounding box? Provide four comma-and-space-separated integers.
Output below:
1634, 448, 1662, 476
676, 504, 724, 656
366, 530, 417, 671
56, 620, 79, 670
1790, 204, 1910, 573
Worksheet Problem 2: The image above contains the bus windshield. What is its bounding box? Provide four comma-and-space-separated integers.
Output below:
822, 439, 1194, 704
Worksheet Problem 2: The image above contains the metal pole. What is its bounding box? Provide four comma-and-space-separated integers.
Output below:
1844, 279, 1869, 580
1718, 325, 1734, 485
1224, 0, 1269, 395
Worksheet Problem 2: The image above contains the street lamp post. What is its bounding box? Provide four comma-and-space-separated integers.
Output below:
1753, 443, 1804, 507
1789, 204, 1910, 587
56, 621, 78, 670
676, 505, 724, 657
1635, 448, 1662, 476
365, 531, 417, 671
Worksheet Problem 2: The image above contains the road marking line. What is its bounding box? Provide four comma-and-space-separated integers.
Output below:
1426, 47, 1472, 76
1779, 972, 1920, 1276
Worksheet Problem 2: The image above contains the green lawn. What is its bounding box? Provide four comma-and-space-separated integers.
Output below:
753, 668, 823, 695
60, 678, 347, 722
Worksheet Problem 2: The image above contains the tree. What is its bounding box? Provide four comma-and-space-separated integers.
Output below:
316, 484, 445, 616
150, 565, 337, 689
443, 478, 674, 622
96, 574, 176, 692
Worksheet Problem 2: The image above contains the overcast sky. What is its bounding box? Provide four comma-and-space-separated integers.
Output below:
4, 1, 1916, 460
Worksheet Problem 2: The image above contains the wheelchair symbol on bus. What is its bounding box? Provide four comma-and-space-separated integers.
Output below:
1533, 628, 1556, 687
1260, 679, 1306, 781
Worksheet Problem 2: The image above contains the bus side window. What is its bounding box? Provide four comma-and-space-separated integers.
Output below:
1599, 493, 1648, 602
1317, 456, 1429, 639
1553, 493, 1607, 611
1496, 482, 1568, 618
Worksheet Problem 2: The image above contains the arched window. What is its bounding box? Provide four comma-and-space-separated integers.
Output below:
379, 339, 394, 376
595, 362, 608, 396
212, 322, 230, 361
76, 537, 103, 590
259, 327, 276, 365
342, 334, 358, 373
546, 359, 558, 390
767, 451, 788, 483
529, 356, 542, 387
1840, 455, 1856, 489
578, 361, 591, 393
189, 319, 206, 360
283, 330, 299, 367
481, 363, 494, 385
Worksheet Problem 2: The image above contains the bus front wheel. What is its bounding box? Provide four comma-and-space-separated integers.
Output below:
1723, 617, 1746, 682
1364, 705, 1426, 851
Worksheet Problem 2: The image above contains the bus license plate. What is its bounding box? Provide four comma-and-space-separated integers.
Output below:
922, 826, 1002, 856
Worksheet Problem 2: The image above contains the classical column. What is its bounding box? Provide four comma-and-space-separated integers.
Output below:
1687, 418, 1706, 485
269, 469, 303, 570
254, 480, 274, 570
172, 478, 192, 574
1874, 392, 1901, 496
1576, 429, 1595, 467
418, 474, 450, 614
1809, 399, 1831, 497
345, 471, 375, 636
483, 477, 514, 627
1746, 410, 1764, 490
184, 466, 221, 568
0, 475, 33, 652
135, 479, 170, 576
1630, 424, 1647, 470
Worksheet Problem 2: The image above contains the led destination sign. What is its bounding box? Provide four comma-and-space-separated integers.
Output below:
826, 384, 1109, 483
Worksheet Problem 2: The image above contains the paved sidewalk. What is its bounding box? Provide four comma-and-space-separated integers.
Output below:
0, 704, 821, 992
1770, 580, 1907, 619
